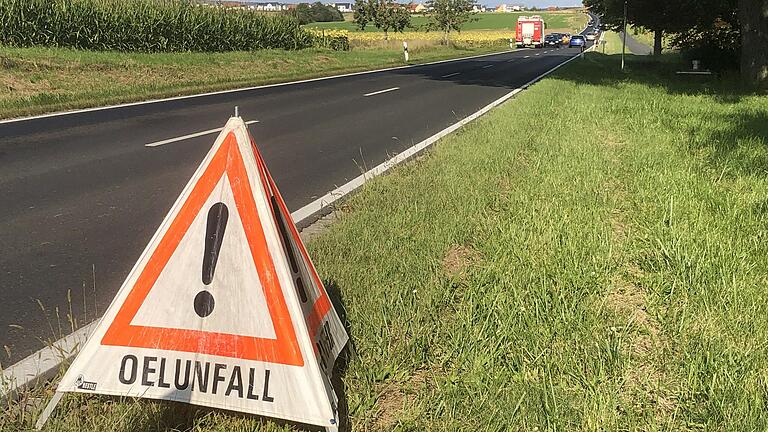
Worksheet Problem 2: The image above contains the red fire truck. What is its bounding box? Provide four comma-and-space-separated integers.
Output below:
515, 15, 545, 48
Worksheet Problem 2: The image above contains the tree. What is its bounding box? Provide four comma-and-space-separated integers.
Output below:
585, 0, 766, 87
737, 0, 767, 88
353, 0, 411, 40
290, 2, 344, 25
426, 0, 476, 44
583, 0, 687, 55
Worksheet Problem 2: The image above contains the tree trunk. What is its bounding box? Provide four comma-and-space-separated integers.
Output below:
384, 29, 388, 40
738, 0, 768, 89
653, 29, 663, 55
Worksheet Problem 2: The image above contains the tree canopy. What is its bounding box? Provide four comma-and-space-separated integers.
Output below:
290, 2, 344, 25
584, 0, 765, 87
426, 0, 476, 43
352, 0, 411, 40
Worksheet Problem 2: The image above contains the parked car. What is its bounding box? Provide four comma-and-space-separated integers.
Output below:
544, 33, 562, 47
569, 34, 586, 50
586, 32, 597, 41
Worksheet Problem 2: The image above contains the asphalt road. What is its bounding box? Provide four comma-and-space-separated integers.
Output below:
0, 22, 599, 366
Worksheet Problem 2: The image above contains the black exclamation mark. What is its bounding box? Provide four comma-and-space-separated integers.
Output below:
196, 202, 228, 318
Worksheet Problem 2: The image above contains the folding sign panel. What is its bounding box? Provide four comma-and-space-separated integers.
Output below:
56, 117, 348, 429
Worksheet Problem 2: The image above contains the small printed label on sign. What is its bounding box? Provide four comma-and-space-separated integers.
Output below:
75, 374, 97, 391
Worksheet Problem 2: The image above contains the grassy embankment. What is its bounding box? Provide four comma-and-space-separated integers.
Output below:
4, 48, 767, 431
627, 26, 674, 53
0, 44, 501, 120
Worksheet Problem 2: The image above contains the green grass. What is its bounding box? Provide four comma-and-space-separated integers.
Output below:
0, 44, 503, 119
4, 53, 768, 431
600, 31, 626, 55
307, 11, 586, 31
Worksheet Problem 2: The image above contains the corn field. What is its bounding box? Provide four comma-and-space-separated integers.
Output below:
0, 0, 321, 52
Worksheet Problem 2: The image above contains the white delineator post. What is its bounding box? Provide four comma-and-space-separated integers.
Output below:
621, 0, 628, 71
403, 41, 409, 62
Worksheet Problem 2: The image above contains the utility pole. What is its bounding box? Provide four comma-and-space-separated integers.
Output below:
621, 0, 627, 71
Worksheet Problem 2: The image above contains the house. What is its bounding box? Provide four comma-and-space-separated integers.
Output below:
407, 2, 426, 13
511, 5, 521, 11
547, 6, 558, 11
251, 1, 290, 10
333, 2, 353, 12
496, 4, 514, 12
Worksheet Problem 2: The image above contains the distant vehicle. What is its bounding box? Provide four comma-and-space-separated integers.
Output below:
544, 33, 562, 47
586, 32, 596, 41
569, 35, 586, 50
561, 33, 571, 45
515, 15, 545, 48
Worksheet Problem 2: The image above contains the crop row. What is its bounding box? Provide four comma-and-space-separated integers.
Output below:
0, 0, 321, 52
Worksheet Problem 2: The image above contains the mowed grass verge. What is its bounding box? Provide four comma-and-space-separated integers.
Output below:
5, 53, 768, 431
0, 44, 503, 120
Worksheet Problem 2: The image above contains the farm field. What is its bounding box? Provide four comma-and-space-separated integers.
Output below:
307, 10, 587, 31
0, 44, 503, 119
5, 52, 767, 431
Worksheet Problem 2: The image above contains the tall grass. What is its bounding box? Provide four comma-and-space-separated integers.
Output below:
0, 0, 315, 52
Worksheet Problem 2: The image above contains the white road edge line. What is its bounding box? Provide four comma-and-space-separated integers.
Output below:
1, 22, 595, 403
481, 64, 494, 69
441, 72, 461, 78
292, 49, 591, 223
0, 50, 517, 126
145, 120, 259, 147
363, 87, 400, 97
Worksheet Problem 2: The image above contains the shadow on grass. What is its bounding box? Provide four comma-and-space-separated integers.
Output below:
556, 52, 763, 101
550, 52, 768, 178
705, 110, 768, 178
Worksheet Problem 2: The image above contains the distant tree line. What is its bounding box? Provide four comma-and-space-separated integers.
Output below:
288, 2, 344, 25
352, 0, 476, 43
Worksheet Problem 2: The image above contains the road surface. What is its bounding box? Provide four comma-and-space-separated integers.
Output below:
0, 22, 598, 366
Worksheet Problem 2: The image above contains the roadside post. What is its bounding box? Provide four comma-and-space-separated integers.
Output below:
621, 0, 627, 70
403, 41, 409, 62
509, 38, 514, 50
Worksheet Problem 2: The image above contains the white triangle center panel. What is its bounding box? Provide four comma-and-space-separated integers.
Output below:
131, 173, 277, 339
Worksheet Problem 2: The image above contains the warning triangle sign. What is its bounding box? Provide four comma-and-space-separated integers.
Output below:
56, 117, 349, 429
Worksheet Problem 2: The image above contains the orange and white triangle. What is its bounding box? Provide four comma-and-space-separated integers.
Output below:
57, 117, 348, 429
